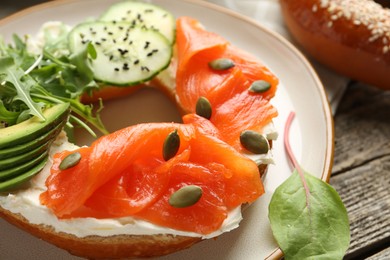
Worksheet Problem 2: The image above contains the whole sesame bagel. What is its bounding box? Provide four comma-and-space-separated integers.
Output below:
279, 0, 390, 90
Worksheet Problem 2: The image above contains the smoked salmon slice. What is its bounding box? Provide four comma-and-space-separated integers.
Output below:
175, 17, 278, 149
40, 124, 194, 218
40, 116, 263, 234
175, 16, 278, 113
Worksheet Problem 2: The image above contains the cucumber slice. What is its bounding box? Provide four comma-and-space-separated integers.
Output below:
100, 1, 175, 44
68, 21, 172, 86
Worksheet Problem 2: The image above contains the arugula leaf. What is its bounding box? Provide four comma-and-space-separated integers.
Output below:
5, 68, 45, 121
30, 85, 107, 136
268, 112, 350, 260
69, 41, 96, 83
0, 57, 14, 69
0, 100, 20, 126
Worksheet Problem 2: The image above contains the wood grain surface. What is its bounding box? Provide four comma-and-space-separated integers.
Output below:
331, 82, 390, 259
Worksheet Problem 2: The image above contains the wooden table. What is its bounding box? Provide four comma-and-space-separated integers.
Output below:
331, 82, 390, 259
1, 1, 389, 259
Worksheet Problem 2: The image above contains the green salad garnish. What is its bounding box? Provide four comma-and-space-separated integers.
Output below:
0, 23, 108, 137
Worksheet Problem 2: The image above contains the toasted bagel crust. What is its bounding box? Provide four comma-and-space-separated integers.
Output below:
0, 206, 201, 259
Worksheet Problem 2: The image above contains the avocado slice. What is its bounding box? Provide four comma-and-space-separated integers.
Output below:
0, 120, 65, 160
0, 141, 50, 171
0, 151, 48, 181
0, 157, 48, 193
0, 103, 70, 149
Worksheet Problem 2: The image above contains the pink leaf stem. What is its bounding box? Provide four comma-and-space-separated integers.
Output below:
284, 111, 311, 207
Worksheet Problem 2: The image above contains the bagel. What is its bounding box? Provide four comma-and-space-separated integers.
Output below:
279, 0, 390, 90
0, 7, 279, 260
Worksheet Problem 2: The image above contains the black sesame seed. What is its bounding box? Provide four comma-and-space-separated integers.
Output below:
141, 66, 150, 72
114, 68, 120, 71
144, 41, 150, 49
134, 59, 139, 65
117, 48, 129, 56
118, 48, 127, 56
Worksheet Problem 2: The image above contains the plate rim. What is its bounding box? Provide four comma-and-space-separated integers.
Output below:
0, 0, 334, 259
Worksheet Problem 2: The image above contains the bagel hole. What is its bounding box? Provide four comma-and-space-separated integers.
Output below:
73, 88, 182, 146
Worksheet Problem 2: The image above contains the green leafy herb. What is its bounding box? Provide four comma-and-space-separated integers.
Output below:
0, 32, 108, 136
5, 68, 45, 121
0, 100, 19, 126
269, 112, 350, 260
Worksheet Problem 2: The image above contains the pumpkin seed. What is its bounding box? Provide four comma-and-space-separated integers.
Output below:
249, 80, 271, 93
59, 152, 82, 170
208, 58, 235, 70
169, 185, 203, 208
196, 96, 212, 119
240, 130, 269, 154
163, 129, 180, 161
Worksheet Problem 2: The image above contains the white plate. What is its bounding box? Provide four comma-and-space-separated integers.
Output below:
0, 0, 334, 259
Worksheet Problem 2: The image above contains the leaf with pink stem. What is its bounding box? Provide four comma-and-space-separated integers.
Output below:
268, 112, 350, 260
